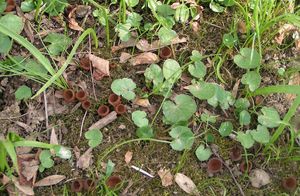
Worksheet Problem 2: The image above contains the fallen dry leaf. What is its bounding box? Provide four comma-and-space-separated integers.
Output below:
88, 54, 110, 78
191, 22, 200, 32
136, 37, 187, 52
133, 98, 151, 108
249, 169, 271, 188
34, 175, 66, 187
158, 168, 173, 187
120, 52, 132, 63
20, 159, 39, 182
232, 79, 241, 99
129, 52, 159, 66
238, 21, 247, 34
12, 177, 34, 196
124, 151, 133, 164
0, 174, 10, 186
50, 127, 58, 145
286, 73, 300, 101
111, 38, 137, 53
77, 147, 93, 170
275, 24, 298, 45
175, 173, 199, 195
68, 6, 85, 31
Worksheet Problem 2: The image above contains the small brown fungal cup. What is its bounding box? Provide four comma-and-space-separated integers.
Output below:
108, 93, 121, 106
230, 146, 242, 162
63, 89, 75, 103
71, 179, 83, 192
80, 57, 91, 71
114, 104, 126, 115
106, 176, 122, 189
207, 158, 223, 174
240, 160, 252, 173
76, 90, 87, 102
282, 176, 297, 192
97, 105, 110, 117
83, 179, 96, 191
81, 100, 91, 110
159, 46, 172, 59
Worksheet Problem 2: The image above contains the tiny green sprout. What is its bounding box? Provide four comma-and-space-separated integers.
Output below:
39, 150, 54, 172
223, 33, 236, 48
277, 68, 285, 76
234, 48, 261, 69
218, 121, 233, 137
169, 126, 194, 151
126, 12, 143, 28
195, 144, 212, 161
132, 110, 149, 128
105, 160, 115, 177
15, 85, 32, 101
174, 4, 189, 23
111, 78, 137, 100
236, 131, 255, 149
136, 125, 154, 138
85, 129, 103, 148
234, 98, 250, 113
257, 107, 281, 128
115, 23, 132, 42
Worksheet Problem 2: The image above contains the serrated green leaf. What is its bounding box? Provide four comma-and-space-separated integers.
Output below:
132, 111, 149, 127
169, 126, 194, 151
136, 126, 154, 138
111, 78, 136, 100
85, 129, 103, 148
236, 131, 255, 149
234, 98, 250, 113
115, 23, 132, 42
218, 121, 233, 137
234, 48, 261, 69
250, 125, 270, 144
241, 71, 261, 92
126, 12, 142, 27
239, 110, 251, 126
15, 85, 32, 100
162, 94, 196, 124
257, 107, 281, 128
195, 144, 212, 161
163, 59, 181, 81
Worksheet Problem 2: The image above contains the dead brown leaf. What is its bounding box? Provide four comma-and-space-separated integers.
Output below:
0, 174, 10, 186
136, 37, 187, 52
124, 151, 133, 164
238, 21, 247, 34
111, 38, 137, 53
129, 52, 159, 66
275, 24, 298, 45
286, 73, 300, 101
20, 159, 39, 182
88, 54, 110, 78
12, 177, 34, 196
133, 98, 151, 108
77, 147, 93, 170
50, 127, 59, 145
175, 173, 199, 195
157, 168, 173, 187
34, 175, 66, 187
191, 22, 200, 32
120, 52, 132, 63
68, 6, 85, 31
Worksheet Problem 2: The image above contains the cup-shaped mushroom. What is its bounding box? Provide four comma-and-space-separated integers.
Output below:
71, 179, 83, 192
63, 89, 75, 103
114, 104, 126, 115
80, 57, 91, 71
159, 46, 172, 59
230, 146, 242, 162
106, 176, 122, 189
240, 160, 252, 173
83, 179, 96, 191
108, 93, 121, 106
97, 105, 110, 117
81, 100, 91, 110
207, 158, 222, 174
76, 90, 87, 101
282, 176, 297, 192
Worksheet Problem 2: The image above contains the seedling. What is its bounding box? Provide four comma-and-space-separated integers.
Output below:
85, 129, 103, 148
188, 50, 207, 79
257, 107, 282, 128
39, 150, 54, 172
111, 78, 136, 100
15, 85, 32, 101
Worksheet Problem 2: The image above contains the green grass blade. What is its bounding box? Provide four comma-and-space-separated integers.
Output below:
2, 140, 19, 174
251, 85, 300, 96
0, 141, 9, 172
32, 28, 98, 98
13, 141, 55, 149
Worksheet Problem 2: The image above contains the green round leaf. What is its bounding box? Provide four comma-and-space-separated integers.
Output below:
188, 61, 206, 79
84, 129, 103, 148
39, 150, 54, 168
234, 48, 261, 69
223, 33, 236, 48
21, 1, 36, 12
115, 23, 131, 42
15, 85, 32, 101
53, 146, 72, 159
188, 82, 216, 100
0, 14, 24, 34
195, 144, 212, 161
163, 59, 182, 81
257, 107, 281, 128
158, 27, 177, 44
190, 50, 202, 62
218, 121, 233, 137
162, 94, 197, 124
0, 34, 12, 54
126, 12, 142, 27
239, 110, 251, 126
144, 64, 163, 87
241, 71, 261, 92
250, 125, 270, 144
234, 98, 250, 113
209, 1, 225, 12
169, 126, 194, 151
111, 78, 136, 100
125, 0, 139, 7
136, 126, 154, 138
132, 110, 149, 127
236, 131, 255, 149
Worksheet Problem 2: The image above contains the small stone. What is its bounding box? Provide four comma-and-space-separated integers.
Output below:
118, 124, 126, 130
250, 169, 271, 188
75, 5, 90, 18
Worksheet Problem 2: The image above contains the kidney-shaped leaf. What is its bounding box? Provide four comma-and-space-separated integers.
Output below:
84, 129, 103, 148
257, 107, 281, 128
241, 71, 261, 92
188, 82, 215, 100
250, 125, 270, 144
132, 110, 149, 127
236, 131, 255, 149
163, 59, 182, 81
195, 144, 212, 161
163, 94, 196, 124
234, 48, 261, 69
111, 78, 136, 100
169, 126, 194, 151
188, 61, 206, 79
218, 121, 233, 137
136, 125, 154, 138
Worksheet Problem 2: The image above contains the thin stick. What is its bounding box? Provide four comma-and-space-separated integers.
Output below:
88, 35, 97, 100
78, 110, 88, 142
43, 91, 49, 128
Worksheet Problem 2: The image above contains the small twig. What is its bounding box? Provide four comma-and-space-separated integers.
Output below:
211, 146, 245, 196
78, 110, 88, 143
43, 91, 49, 129
131, 165, 154, 178
88, 35, 97, 100
89, 111, 117, 130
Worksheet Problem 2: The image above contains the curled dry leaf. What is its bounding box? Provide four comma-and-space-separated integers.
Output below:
12, 177, 34, 196
158, 168, 173, 187
124, 151, 133, 164
1, 174, 10, 186
129, 52, 159, 66
111, 38, 137, 53
133, 98, 151, 108
88, 54, 110, 79
68, 6, 85, 31
286, 73, 300, 101
50, 128, 59, 145
120, 52, 132, 63
34, 175, 66, 187
136, 37, 187, 52
76, 147, 93, 170
175, 173, 199, 196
